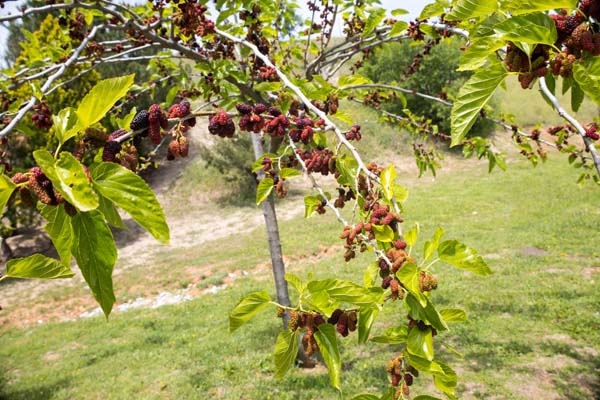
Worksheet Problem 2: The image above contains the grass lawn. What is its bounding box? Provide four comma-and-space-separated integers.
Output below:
1, 149, 599, 399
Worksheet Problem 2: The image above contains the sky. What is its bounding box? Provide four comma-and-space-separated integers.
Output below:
0, 0, 428, 65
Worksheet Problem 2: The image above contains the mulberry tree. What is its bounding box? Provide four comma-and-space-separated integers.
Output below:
1, 0, 599, 399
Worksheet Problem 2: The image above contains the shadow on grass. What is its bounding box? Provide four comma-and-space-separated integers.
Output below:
540, 341, 600, 400
0, 372, 71, 400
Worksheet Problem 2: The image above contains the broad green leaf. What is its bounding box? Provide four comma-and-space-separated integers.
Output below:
404, 223, 419, 247
433, 361, 458, 398
459, 37, 504, 71
313, 324, 341, 390
279, 168, 301, 179
323, 280, 385, 306
91, 162, 169, 244
494, 14, 557, 46
571, 80, 585, 112
505, 0, 577, 15
229, 290, 271, 332
76, 74, 135, 129
451, 61, 507, 147
97, 193, 126, 229
380, 164, 396, 201
364, 261, 379, 288
0, 174, 17, 212
405, 293, 449, 332
438, 240, 492, 275
253, 82, 281, 92
390, 21, 409, 38
256, 178, 274, 205
573, 64, 600, 105
372, 224, 395, 243
52, 107, 78, 145
440, 308, 467, 323
273, 329, 298, 379
419, 0, 450, 20
380, 387, 396, 400
39, 204, 73, 266
350, 395, 379, 400
285, 273, 306, 294
423, 226, 445, 262
445, 0, 497, 21
336, 155, 358, 187
362, 7, 386, 37
358, 307, 379, 344
33, 150, 99, 212
407, 326, 434, 361
6, 254, 73, 279
391, 8, 409, 16
338, 75, 372, 87
397, 263, 427, 306
304, 195, 322, 218
371, 325, 408, 344
404, 351, 446, 375
71, 211, 116, 317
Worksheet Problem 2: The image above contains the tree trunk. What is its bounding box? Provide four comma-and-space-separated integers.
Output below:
250, 133, 315, 368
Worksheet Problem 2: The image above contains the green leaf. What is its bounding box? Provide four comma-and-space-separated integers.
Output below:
433, 361, 458, 398
419, 0, 450, 20
6, 254, 74, 279
438, 240, 492, 275
0, 174, 17, 213
372, 224, 395, 243
390, 21, 409, 38
91, 162, 169, 244
459, 37, 505, 71
397, 263, 427, 306
405, 293, 449, 332
274, 329, 298, 380
407, 326, 434, 361
33, 151, 99, 212
71, 211, 117, 317
571, 80, 585, 112
313, 324, 341, 390
451, 61, 507, 146
392, 183, 408, 203
76, 75, 135, 129
404, 352, 446, 375
493, 14, 557, 46
52, 107, 79, 145
279, 168, 301, 179
440, 308, 467, 323
350, 395, 380, 400
423, 227, 445, 262
391, 8, 409, 16
320, 280, 385, 307
358, 307, 379, 344
336, 155, 358, 187
362, 7, 386, 37
364, 261, 379, 288
371, 325, 408, 344
285, 273, 306, 294
229, 290, 271, 332
504, 0, 577, 15
97, 194, 126, 229
573, 64, 600, 105
380, 164, 396, 201
39, 204, 73, 266
304, 195, 322, 218
253, 82, 281, 92
338, 74, 373, 87
445, 0, 497, 21
404, 223, 419, 247
256, 178, 274, 205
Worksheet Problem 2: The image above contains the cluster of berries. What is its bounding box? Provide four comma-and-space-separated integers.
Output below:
288, 310, 325, 357
386, 354, 417, 396
167, 136, 189, 160
368, 202, 403, 231
297, 148, 336, 175
22, 167, 61, 206
345, 125, 362, 141
585, 123, 600, 140
236, 103, 266, 133
258, 66, 278, 82
264, 107, 290, 138
289, 117, 315, 144
208, 109, 236, 138
148, 104, 169, 144
31, 102, 52, 129
418, 270, 438, 292
328, 309, 357, 337
333, 187, 354, 209
172, 1, 215, 38
504, 43, 549, 88
68, 11, 86, 41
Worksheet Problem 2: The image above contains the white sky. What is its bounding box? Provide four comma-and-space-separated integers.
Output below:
0, 0, 428, 64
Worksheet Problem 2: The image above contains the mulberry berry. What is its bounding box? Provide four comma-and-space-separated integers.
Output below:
103, 140, 121, 162
208, 110, 236, 138
327, 309, 343, 324
235, 103, 253, 115
108, 129, 128, 141
11, 173, 28, 184
130, 110, 149, 131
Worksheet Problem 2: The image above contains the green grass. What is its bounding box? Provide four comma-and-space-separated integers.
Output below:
1, 153, 599, 400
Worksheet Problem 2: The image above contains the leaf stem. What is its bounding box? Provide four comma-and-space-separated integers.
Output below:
423, 258, 440, 271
